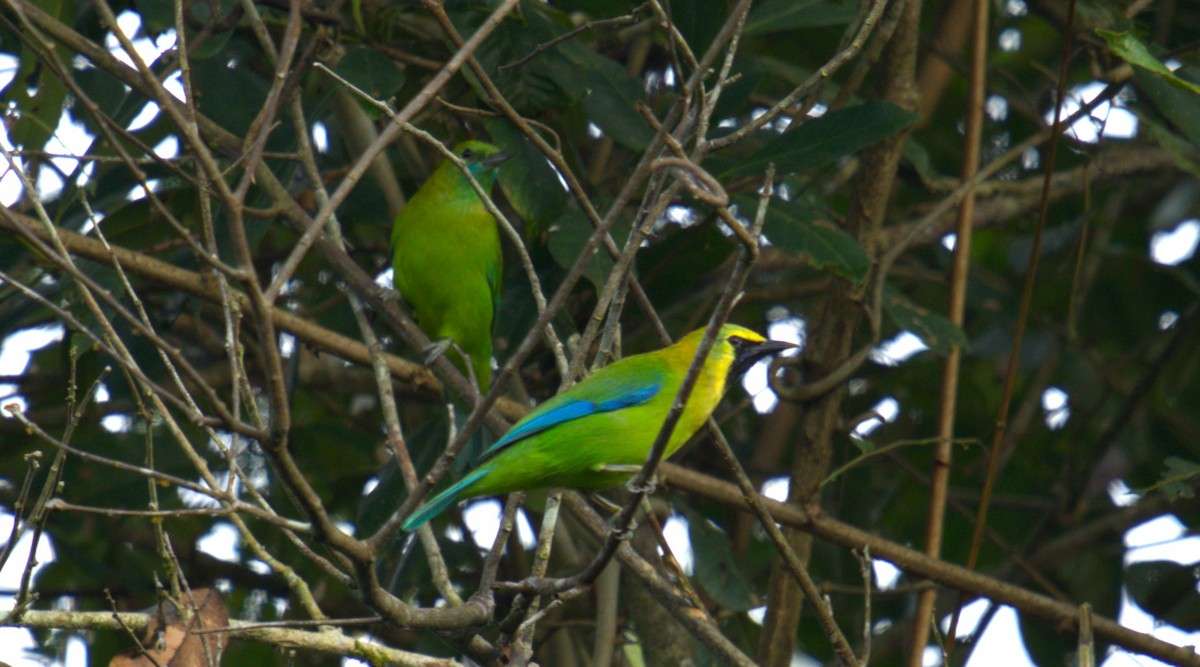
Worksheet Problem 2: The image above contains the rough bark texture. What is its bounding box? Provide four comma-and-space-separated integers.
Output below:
756, 0, 924, 661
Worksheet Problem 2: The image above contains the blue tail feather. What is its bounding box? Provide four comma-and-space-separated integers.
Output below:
401, 466, 490, 531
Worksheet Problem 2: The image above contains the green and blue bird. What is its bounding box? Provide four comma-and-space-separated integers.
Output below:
391, 140, 509, 390
401, 324, 796, 530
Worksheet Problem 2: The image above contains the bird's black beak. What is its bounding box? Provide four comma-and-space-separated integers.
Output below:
482, 150, 512, 167
730, 339, 798, 379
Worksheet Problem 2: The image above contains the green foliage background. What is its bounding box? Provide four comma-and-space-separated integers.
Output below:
1, 0, 1199, 665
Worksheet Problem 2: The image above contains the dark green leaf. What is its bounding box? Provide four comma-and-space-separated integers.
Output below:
720, 102, 917, 178
334, 47, 407, 102
581, 56, 654, 150
745, 0, 857, 35
712, 58, 764, 120
754, 197, 869, 282
487, 118, 568, 240
881, 287, 969, 356
1125, 560, 1200, 631
637, 218, 737, 303
668, 0, 725, 57
1137, 69, 1200, 148
547, 209, 614, 290
1146, 457, 1200, 499
1097, 30, 1200, 95
685, 508, 754, 611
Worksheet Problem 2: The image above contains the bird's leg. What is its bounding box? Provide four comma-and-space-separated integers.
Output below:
624, 472, 658, 496
422, 340, 480, 389
596, 464, 641, 475
588, 492, 623, 515
422, 338, 454, 367
587, 493, 637, 540
380, 284, 403, 303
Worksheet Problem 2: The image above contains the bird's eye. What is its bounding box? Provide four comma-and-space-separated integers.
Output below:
461, 148, 474, 160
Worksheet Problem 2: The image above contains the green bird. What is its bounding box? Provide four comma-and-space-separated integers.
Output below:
391, 140, 509, 390
401, 324, 796, 530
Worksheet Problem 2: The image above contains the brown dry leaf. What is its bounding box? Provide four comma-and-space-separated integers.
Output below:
108, 588, 230, 667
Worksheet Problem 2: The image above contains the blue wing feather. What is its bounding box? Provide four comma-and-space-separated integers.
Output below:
477, 379, 663, 464
402, 466, 491, 531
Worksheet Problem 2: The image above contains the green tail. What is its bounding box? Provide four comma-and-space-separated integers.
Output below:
401, 466, 490, 531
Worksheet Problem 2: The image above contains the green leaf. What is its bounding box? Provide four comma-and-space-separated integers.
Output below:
547, 209, 614, 290
753, 197, 869, 283
668, 0, 726, 56
1097, 30, 1200, 95
712, 58, 764, 120
581, 55, 654, 150
1142, 457, 1200, 500
1136, 69, 1200, 149
720, 102, 917, 178
464, 0, 586, 113
1125, 560, 1200, 631
685, 509, 754, 611
637, 218, 737, 303
881, 287, 969, 356
334, 46, 406, 102
486, 118, 568, 241
745, 0, 858, 34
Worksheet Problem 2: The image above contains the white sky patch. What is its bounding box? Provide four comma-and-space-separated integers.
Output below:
1108, 479, 1139, 507
743, 318, 804, 413
0, 325, 66, 416
1047, 81, 1138, 144
1040, 386, 1069, 429
1150, 219, 1199, 266
0, 53, 16, 89
1021, 146, 1040, 170
1106, 591, 1200, 667
33, 111, 97, 200
1158, 310, 1179, 330
335, 519, 357, 539
0, 511, 60, 667
761, 476, 789, 502
463, 499, 536, 550
998, 28, 1022, 52
853, 397, 899, 439
1124, 514, 1200, 562
947, 604, 1037, 666
279, 332, 296, 358
127, 101, 161, 132
312, 122, 329, 153
177, 475, 222, 508
941, 233, 956, 251
873, 560, 902, 590
1006, 0, 1028, 15
126, 177, 161, 202
872, 331, 929, 366
662, 515, 693, 575
1109, 514, 1200, 667
375, 267, 394, 290
153, 135, 179, 159
985, 95, 1009, 122
105, 11, 171, 71
101, 414, 133, 433
197, 522, 240, 562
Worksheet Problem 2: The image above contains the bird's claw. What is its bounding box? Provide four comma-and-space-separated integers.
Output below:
422, 339, 453, 367
381, 286, 402, 303
625, 473, 658, 496
605, 516, 636, 542
589, 493, 622, 515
